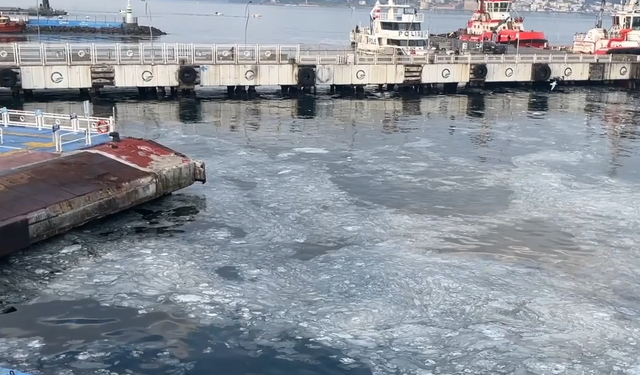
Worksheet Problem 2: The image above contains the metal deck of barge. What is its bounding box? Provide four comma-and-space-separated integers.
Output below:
0, 108, 206, 258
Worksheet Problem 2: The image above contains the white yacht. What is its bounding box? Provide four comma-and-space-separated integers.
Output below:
349, 0, 429, 55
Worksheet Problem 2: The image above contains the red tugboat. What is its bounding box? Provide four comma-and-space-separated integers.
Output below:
0, 15, 26, 34
573, 0, 640, 55
457, 0, 548, 48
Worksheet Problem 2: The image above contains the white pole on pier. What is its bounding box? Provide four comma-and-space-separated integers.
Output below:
244, 0, 252, 46
143, 0, 154, 64
36, 0, 41, 43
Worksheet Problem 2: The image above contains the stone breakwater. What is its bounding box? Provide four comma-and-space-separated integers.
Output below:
24, 25, 167, 36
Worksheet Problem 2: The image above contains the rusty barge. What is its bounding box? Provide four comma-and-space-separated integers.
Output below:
0, 108, 206, 258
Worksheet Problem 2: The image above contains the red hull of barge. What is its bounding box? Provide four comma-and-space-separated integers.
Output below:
0, 137, 206, 258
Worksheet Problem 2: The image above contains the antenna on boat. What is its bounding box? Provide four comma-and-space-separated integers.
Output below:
596, 0, 605, 28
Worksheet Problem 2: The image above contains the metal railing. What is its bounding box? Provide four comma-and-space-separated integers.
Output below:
0, 43, 638, 66
0, 107, 114, 152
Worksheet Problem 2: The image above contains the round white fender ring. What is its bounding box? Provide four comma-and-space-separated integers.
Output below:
126, 50, 134, 57
0, 51, 7, 58
243, 50, 251, 58
55, 119, 61, 125
19, 116, 24, 122
505, 68, 514, 77
78, 50, 86, 58
222, 50, 230, 57
620, 66, 628, 76
564, 67, 572, 77
441, 69, 451, 79
264, 50, 272, 57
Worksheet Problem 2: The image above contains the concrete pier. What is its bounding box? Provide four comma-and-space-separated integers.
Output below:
0, 42, 638, 96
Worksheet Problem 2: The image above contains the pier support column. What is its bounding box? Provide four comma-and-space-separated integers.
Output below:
158, 87, 166, 97
330, 85, 336, 94
170, 87, 178, 97
248, 86, 257, 98
281, 85, 290, 95
235, 86, 246, 94
386, 84, 395, 92
137, 87, 147, 96
23, 89, 33, 99
355, 85, 364, 94
227, 86, 235, 96
11, 87, 20, 99
443, 83, 458, 94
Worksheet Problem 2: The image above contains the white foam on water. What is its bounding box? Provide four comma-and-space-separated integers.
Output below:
16, 132, 640, 375
5, 105, 640, 374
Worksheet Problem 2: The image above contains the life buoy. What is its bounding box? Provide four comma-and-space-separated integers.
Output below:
96, 120, 109, 134
126, 50, 134, 57
264, 51, 272, 58
243, 50, 251, 57
78, 50, 85, 58
0, 51, 7, 58
19, 116, 24, 122
222, 50, 230, 57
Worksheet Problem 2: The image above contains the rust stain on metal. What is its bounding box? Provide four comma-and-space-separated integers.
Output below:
0, 151, 60, 173
88, 138, 190, 170
0, 152, 153, 223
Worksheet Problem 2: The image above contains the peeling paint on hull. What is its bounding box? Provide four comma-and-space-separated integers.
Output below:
0, 138, 206, 258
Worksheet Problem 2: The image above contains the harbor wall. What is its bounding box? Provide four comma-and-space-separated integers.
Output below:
27, 19, 124, 29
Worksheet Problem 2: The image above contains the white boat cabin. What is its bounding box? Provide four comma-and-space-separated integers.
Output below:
573, 0, 640, 53
350, 0, 429, 55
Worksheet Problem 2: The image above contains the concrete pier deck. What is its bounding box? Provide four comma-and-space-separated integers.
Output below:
0, 42, 637, 98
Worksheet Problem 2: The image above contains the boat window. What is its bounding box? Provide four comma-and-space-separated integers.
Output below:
613, 17, 619, 26
387, 39, 427, 47
380, 22, 420, 31
498, 2, 510, 12
633, 17, 640, 29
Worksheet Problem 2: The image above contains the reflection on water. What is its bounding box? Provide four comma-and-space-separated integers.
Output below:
0, 299, 371, 374
2, 88, 640, 374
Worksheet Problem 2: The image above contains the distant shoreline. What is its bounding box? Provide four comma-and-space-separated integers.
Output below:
227, 1, 599, 14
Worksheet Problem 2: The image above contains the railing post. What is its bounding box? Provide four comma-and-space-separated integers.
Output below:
296, 44, 301, 64
35, 109, 43, 130
0, 128, 3, 145
0, 107, 7, 126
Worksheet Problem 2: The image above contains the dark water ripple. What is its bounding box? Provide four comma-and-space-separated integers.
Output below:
1, 88, 640, 374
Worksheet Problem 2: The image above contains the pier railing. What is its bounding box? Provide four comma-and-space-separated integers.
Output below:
0, 43, 638, 66
0, 107, 114, 152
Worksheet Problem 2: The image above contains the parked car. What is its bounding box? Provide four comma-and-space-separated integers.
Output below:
481, 41, 508, 54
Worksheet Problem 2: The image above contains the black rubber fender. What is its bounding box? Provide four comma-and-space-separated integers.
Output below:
297, 66, 316, 86
178, 66, 197, 84
534, 64, 552, 81
0, 69, 17, 88
472, 63, 488, 79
